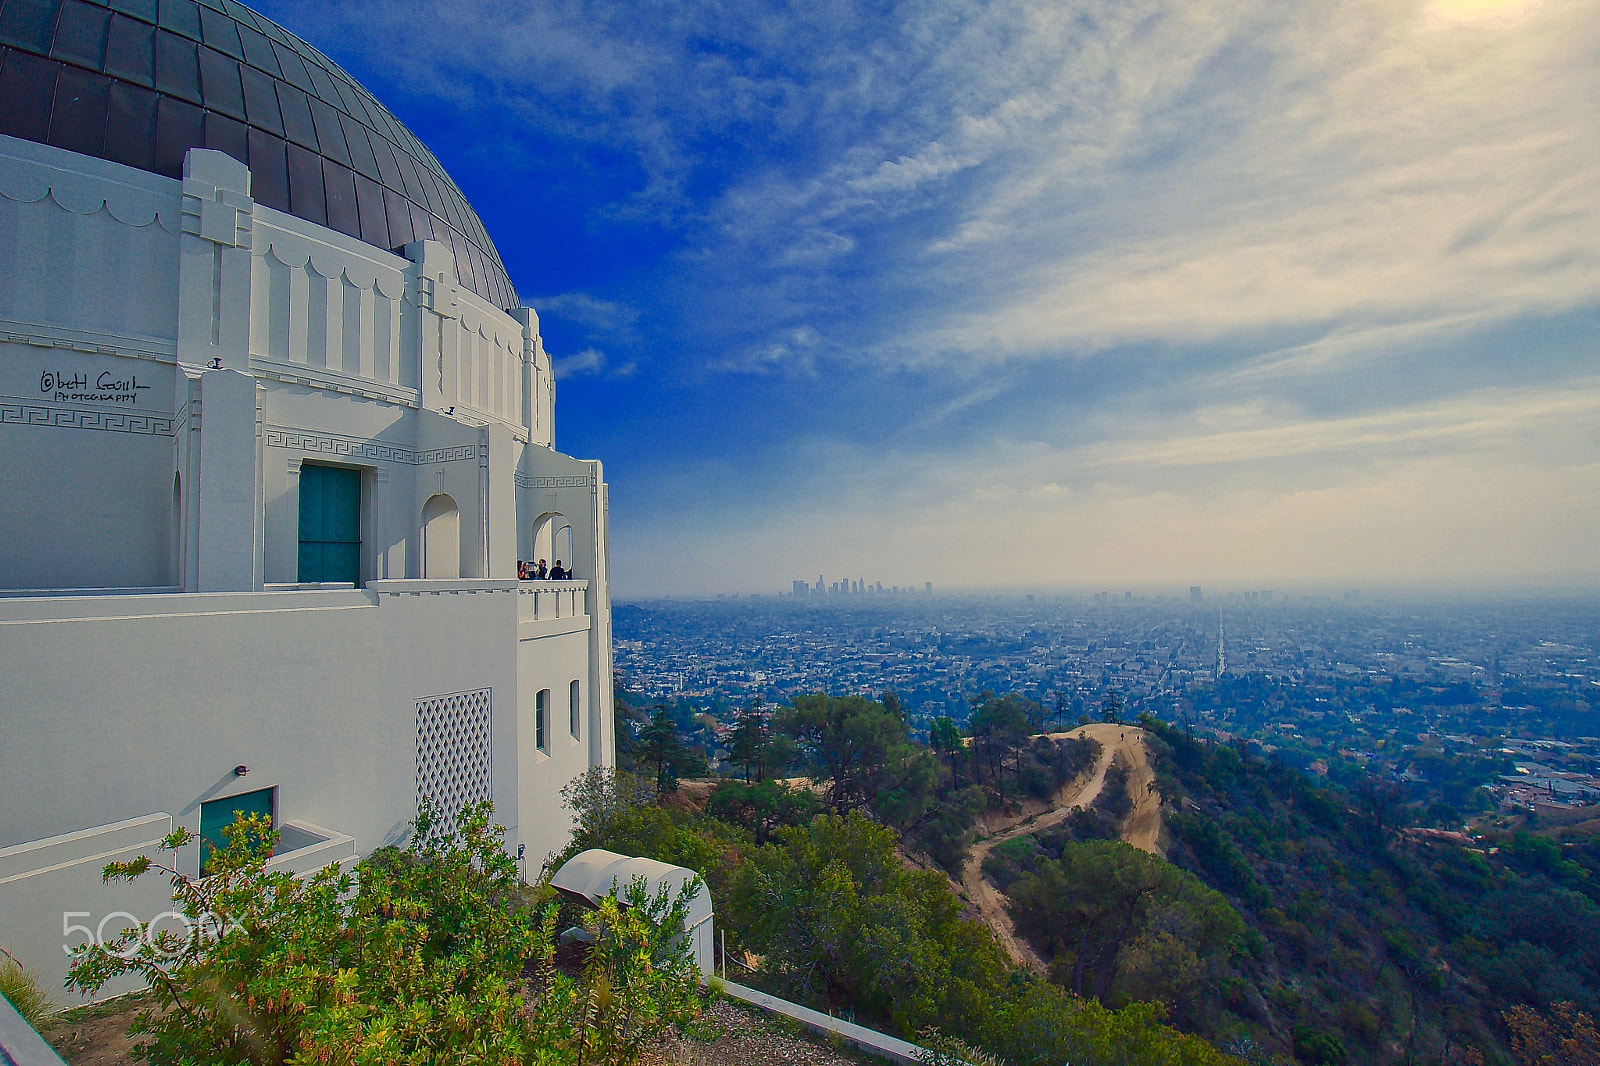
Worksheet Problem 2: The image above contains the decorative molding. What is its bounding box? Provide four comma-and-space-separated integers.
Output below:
249, 358, 420, 408
180, 189, 252, 249
0, 139, 183, 233
515, 473, 594, 489
264, 424, 480, 467
0, 322, 177, 363
0, 397, 173, 436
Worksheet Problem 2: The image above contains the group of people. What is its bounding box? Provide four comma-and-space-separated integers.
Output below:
518, 559, 570, 580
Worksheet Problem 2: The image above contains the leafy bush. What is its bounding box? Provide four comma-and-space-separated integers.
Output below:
1291, 1025, 1347, 1065
68, 801, 701, 1065
537, 881, 704, 1064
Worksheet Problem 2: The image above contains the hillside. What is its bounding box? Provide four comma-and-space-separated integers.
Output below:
614, 688, 1600, 1065
979, 716, 1600, 1064
961, 724, 1163, 973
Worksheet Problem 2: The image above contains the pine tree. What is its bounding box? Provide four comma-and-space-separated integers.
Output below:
728, 699, 772, 782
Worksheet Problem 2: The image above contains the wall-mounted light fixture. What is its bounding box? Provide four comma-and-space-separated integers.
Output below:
208, 357, 223, 370
445, 406, 455, 415
233, 764, 249, 776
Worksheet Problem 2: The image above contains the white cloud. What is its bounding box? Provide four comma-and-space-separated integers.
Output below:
553, 347, 636, 379
612, 376, 1600, 594
526, 293, 642, 339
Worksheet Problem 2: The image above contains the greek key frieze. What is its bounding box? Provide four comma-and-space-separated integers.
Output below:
0, 398, 174, 436
514, 473, 594, 489
264, 425, 480, 466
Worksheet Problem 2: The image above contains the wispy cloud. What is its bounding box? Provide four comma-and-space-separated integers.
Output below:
553, 347, 637, 380
527, 293, 642, 339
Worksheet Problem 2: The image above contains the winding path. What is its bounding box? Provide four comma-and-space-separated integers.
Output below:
959, 724, 1163, 973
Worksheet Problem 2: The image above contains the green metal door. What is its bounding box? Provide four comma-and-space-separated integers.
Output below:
200, 788, 274, 875
298, 464, 361, 584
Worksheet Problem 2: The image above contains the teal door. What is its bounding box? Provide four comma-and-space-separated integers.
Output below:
298, 464, 361, 584
200, 788, 274, 875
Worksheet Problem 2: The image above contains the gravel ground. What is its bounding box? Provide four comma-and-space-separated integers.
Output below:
642, 997, 876, 1066
43, 991, 877, 1066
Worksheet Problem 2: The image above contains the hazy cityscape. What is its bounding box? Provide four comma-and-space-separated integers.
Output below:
616, 588, 1600, 812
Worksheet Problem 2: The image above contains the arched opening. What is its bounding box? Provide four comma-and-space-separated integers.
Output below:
422, 494, 460, 579
554, 523, 572, 577
529, 512, 574, 578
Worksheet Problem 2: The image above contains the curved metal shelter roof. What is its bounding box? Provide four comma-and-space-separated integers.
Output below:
0, 0, 518, 311
550, 848, 713, 930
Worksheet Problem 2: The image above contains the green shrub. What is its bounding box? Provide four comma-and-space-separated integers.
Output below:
68, 802, 700, 1065
1291, 1024, 1347, 1065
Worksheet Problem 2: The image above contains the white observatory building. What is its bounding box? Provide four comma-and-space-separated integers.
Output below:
0, 0, 614, 1003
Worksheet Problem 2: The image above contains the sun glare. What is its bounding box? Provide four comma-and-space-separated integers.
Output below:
1427, 0, 1542, 25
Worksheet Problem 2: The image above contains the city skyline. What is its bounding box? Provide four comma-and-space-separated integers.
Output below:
255, 0, 1600, 597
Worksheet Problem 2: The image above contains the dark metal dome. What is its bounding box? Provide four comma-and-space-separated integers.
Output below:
0, 0, 518, 311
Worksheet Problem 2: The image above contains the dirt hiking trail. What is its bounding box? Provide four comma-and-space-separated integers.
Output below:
960, 723, 1163, 973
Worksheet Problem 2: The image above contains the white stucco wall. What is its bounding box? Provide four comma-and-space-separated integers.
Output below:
0, 133, 617, 1008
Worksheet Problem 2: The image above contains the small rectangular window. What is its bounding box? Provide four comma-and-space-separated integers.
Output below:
569, 680, 581, 739
536, 689, 550, 753
199, 786, 273, 876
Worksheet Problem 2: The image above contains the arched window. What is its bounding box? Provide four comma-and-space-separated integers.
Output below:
569, 679, 581, 738
529, 512, 574, 577
555, 523, 573, 577
536, 688, 551, 753
422, 494, 460, 579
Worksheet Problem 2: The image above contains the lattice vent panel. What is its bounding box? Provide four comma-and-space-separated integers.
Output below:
415, 688, 492, 837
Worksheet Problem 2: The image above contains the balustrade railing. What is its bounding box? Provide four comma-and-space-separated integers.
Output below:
517, 580, 587, 621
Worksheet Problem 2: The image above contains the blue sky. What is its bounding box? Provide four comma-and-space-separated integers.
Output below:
255, 0, 1600, 597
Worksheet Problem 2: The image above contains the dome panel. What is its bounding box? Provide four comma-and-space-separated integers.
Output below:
0, 0, 518, 310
